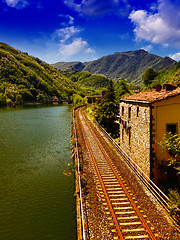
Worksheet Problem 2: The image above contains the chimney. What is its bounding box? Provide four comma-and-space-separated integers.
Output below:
155, 84, 162, 91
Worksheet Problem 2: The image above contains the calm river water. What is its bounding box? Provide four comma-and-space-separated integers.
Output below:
0, 105, 77, 240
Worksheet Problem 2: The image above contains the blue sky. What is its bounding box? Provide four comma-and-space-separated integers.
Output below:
1, 0, 180, 63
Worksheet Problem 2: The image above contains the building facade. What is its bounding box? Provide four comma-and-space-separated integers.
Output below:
119, 85, 180, 184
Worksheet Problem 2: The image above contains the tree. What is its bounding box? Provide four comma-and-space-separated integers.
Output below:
142, 68, 158, 86
114, 80, 130, 99
73, 94, 87, 107
0, 93, 6, 105
95, 80, 119, 138
160, 132, 180, 175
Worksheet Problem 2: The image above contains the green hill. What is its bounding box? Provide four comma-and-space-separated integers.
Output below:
63, 71, 109, 88
154, 62, 180, 86
0, 42, 83, 105
52, 50, 176, 84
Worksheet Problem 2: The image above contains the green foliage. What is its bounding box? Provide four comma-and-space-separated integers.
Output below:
142, 67, 159, 86
95, 80, 119, 138
159, 132, 180, 176
154, 62, 180, 86
73, 94, 87, 107
63, 71, 109, 89
114, 80, 131, 99
168, 189, 180, 221
0, 92, 6, 105
160, 132, 180, 159
85, 104, 97, 122
0, 42, 84, 105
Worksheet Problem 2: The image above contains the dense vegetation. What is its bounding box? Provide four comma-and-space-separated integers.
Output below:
52, 50, 176, 84
142, 68, 159, 86
0, 42, 84, 105
154, 62, 180, 86
61, 71, 109, 98
114, 79, 132, 99
94, 80, 119, 138
160, 132, 180, 178
0, 42, 132, 106
1, 41, 179, 107
141, 63, 180, 89
159, 132, 180, 219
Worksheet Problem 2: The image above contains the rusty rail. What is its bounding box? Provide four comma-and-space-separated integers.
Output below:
82, 114, 157, 239
81, 119, 124, 239
95, 121, 170, 212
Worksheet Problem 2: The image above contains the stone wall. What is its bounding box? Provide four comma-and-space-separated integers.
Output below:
119, 101, 151, 177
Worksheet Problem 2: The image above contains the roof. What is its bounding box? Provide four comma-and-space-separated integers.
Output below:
121, 87, 180, 103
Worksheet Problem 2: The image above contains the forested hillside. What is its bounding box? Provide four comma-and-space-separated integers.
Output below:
0, 42, 83, 105
1, 41, 179, 106
52, 50, 176, 84
63, 71, 109, 88
154, 62, 180, 86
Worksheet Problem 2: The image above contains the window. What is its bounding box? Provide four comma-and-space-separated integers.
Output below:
121, 106, 124, 116
166, 124, 177, 134
122, 128, 124, 141
128, 107, 131, 119
137, 107, 139, 117
129, 130, 131, 145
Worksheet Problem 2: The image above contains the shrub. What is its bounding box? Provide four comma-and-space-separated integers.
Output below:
168, 189, 180, 222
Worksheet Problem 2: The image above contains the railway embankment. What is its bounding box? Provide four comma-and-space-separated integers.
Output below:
73, 106, 180, 240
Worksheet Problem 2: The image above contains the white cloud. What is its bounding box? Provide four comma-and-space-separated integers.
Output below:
169, 52, 180, 61
58, 14, 74, 25
52, 25, 95, 60
129, 0, 180, 48
59, 38, 89, 57
141, 45, 152, 52
53, 26, 81, 43
68, 16, 74, 25
5, 0, 28, 8
86, 47, 95, 54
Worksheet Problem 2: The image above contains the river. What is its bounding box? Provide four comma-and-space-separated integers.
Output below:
0, 105, 77, 240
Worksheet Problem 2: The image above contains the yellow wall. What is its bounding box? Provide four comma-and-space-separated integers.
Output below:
152, 95, 180, 167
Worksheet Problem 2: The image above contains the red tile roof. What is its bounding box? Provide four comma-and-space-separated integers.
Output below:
121, 87, 180, 103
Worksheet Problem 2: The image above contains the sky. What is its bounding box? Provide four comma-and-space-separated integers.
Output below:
1, 0, 180, 64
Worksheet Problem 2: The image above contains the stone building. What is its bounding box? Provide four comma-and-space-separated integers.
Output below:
119, 84, 180, 184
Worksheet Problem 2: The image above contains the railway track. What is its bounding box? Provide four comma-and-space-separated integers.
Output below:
76, 108, 159, 240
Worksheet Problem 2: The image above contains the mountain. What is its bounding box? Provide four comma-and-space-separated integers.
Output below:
52, 61, 86, 72
52, 50, 177, 84
0, 42, 83, 105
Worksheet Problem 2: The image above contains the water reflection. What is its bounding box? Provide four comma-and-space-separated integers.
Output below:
0, 105, 76, 240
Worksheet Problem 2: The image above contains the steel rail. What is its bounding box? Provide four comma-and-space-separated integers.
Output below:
82, 111, 157, 240
95, 121, 170, 212
78, 110, 124, 240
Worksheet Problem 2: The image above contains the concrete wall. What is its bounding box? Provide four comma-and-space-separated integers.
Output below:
119, 101, 151, 177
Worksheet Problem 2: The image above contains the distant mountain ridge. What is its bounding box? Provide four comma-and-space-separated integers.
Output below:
52, 50, 177, 84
